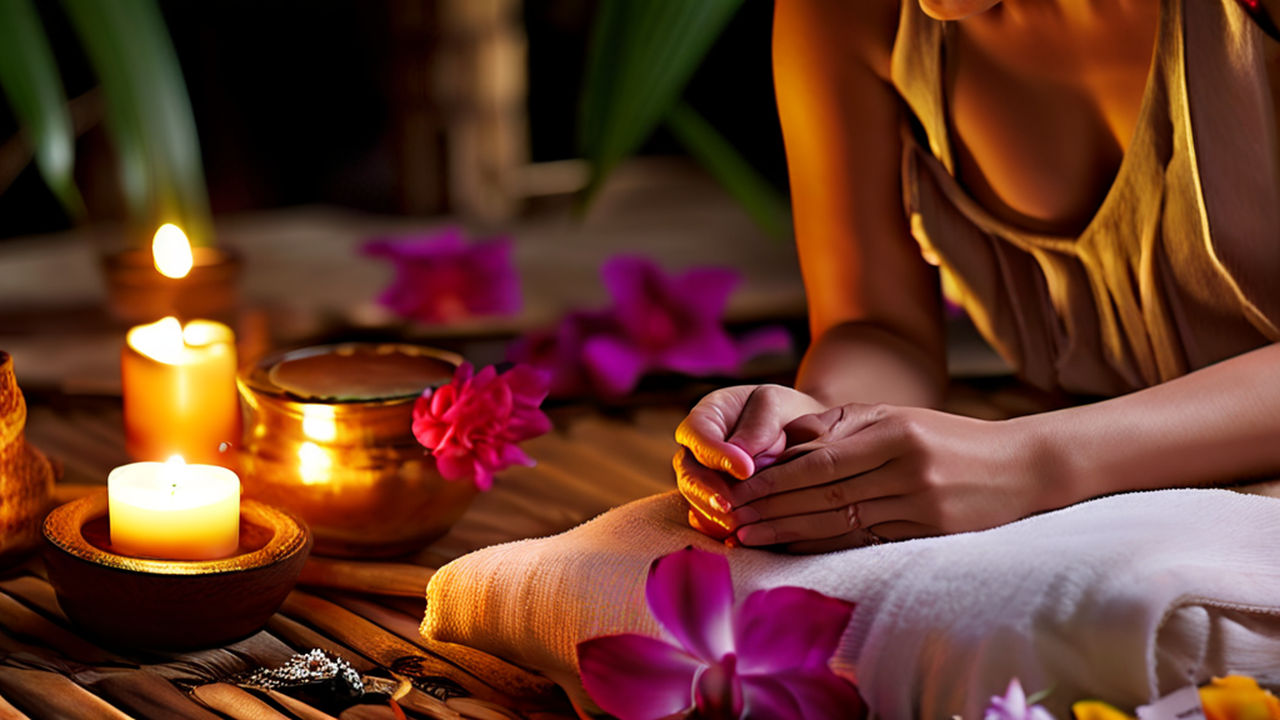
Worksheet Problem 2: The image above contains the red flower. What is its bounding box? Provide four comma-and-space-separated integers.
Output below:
412, 363, 552, 490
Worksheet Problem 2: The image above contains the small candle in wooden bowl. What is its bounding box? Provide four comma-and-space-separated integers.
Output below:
108, 456, 240, 560
44, 490, 310, 650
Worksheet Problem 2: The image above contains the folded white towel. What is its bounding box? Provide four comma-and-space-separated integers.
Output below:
423, 489, 1280, 718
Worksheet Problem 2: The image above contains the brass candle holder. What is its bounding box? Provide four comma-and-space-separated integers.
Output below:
42, 491, 311, 650
102, 246, 241, 326
237, 343, 478, 558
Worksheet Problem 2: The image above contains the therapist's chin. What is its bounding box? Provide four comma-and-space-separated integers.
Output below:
917, 0, 1002, 20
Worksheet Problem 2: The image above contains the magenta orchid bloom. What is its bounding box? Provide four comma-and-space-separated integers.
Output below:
577, 547, 863, 720
984, 679, 1055, 720
362, 228, 521, 324
580, 256, 742, 396
510, 256, 792, 398
411, 363, 551, 490
506, 310, 615, 398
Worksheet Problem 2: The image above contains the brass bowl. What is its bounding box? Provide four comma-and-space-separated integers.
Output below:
237, 343, 478, 558
43, 491, 311, 650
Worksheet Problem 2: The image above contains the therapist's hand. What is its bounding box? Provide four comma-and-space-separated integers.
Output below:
673, 385, 826, 534
694, 403, 1055, 553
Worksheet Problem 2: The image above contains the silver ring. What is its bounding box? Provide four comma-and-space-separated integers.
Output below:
863, 527, 886, 545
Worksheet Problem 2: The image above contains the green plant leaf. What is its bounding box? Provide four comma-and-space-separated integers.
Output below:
666, 102, 790, 239
0, 0, 85, 218
61, 0, 213, 247
578, 0, 744, 205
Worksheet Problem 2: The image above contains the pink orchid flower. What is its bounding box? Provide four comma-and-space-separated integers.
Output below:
580, 256, 742, 396
984, 678, 1055, 720
509, 256, 792, 398
411, 363, 551, 490
362, 228, 521, 324
577, 547, 863, 720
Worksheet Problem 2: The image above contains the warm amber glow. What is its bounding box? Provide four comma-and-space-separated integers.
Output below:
152, 224, 194, 279
301, 405, 337, 443
297, 441, 332, 485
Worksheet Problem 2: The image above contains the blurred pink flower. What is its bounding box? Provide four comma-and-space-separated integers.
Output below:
509, 256, 791, 398
583, 256, 741, 396
362, 228, 521, 324
506, 310, 614, 398
984, 679, 1055, 720
411, 363, 551, 491
577, 547, 863, 720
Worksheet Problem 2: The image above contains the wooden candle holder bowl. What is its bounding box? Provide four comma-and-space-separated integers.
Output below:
42, 490, 311, 650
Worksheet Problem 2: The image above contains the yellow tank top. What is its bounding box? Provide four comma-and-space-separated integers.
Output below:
893, 0, 1280, 396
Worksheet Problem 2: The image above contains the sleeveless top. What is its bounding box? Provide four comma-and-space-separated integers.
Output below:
892, 0, 1280, 396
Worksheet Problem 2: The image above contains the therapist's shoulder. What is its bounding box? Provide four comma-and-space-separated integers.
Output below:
774, 0, 900, 81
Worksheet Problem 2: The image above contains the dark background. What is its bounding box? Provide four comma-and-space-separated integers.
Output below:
0, 0, 787, 240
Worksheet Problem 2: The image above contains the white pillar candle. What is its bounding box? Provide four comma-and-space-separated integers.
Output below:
108, 456, 241, 560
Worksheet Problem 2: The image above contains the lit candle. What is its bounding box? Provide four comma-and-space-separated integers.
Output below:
108, 456, 241, 560
121, 225, 239, 467
123, 316, 239, 466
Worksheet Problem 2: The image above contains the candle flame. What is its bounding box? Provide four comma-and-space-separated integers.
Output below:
152, 224, 194, 279
160, 454, 187, 494
129, 316, 186, 364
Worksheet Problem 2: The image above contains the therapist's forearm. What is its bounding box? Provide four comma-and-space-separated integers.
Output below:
1014, 342, 1280, 509
796, 320, 948, 411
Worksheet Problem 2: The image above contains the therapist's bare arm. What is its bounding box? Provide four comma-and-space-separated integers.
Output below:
676, 0, 945, 529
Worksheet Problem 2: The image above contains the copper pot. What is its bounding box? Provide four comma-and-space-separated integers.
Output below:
0, 352, 54, 567
237, 343, 476, 558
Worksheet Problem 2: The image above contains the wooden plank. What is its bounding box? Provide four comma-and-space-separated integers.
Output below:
262, 689, 341, 720
0, 591, 129, 665
0, 576, 67, 623
191, 683, 290, 720
280, 593, 507, 705
0, 667, 133, 720
297, 559, 434, 599
0, 692, 29, 720
264, 615, 378, 676
324, 595, 560, 705
89, 671, 222, 720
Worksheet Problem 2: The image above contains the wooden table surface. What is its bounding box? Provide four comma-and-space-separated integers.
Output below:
9, 393, 684, 720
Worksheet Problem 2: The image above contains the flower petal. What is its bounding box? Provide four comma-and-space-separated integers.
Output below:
577, 634, 701, 720
735, 325, 793, 364
582, 335, 648, 397
740, 670, 865, 720
658, 330, 741, 376
646, 547, 734, 663
676, 267, 740, 322
734, 587, 854, 674
693, 654, 744, 720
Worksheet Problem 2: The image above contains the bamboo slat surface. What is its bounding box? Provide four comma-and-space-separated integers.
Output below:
8, 397, 684, 719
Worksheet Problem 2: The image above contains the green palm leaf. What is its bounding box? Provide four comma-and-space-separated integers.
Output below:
0, 0, 85, 218
62, 0, 213, 246
578, 0, 744, 203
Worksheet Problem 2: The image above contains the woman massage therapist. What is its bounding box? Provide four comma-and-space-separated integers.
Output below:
676, 0, 1280, 553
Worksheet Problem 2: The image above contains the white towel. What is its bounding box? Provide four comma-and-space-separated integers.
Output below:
423, 489, 1280, 718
